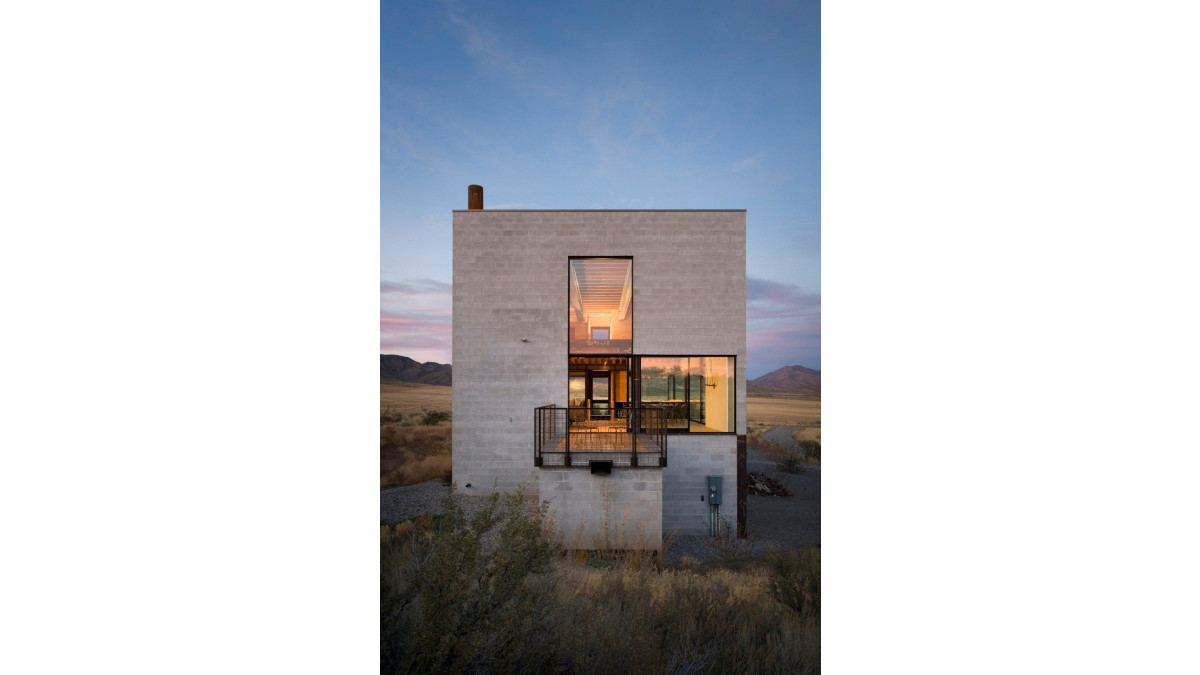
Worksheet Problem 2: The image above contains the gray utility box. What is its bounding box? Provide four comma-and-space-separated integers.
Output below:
707, 476, 723, 505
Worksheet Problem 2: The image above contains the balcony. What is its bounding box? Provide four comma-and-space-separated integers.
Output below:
534, 404, 667, 468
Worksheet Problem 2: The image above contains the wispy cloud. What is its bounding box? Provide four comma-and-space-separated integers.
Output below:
580, 80, 668, 178
444, 3, 516, 71
747, 324, 821, 377
731, 151, 764, 172
746, 276, 820, 376
747, 276, 820, 319
442, 0, 562, 98
381, 278, 452, 295
380, 307, 452, 361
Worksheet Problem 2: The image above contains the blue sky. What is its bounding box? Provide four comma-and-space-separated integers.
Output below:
381, 0, 820, 379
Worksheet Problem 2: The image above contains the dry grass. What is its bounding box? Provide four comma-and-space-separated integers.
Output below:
380, 382, 455, 489
746, 394, 822, 472
518, 562, 819, 673
792, 425, 822, 443
746, 394, 821, 427
748, 431, 820, 472
380, 381, 452, 414
381, 494, 820, 674
381, 422, 452, 489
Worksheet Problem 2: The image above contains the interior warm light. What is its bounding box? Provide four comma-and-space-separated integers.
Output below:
570, 258, 632, 354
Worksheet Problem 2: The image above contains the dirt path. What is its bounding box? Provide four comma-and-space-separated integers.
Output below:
760, 425, 809, 450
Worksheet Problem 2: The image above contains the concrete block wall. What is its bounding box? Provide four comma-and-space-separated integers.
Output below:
662, 435, 739, 535
539, 469, 663, 550
452, 209, 746, 545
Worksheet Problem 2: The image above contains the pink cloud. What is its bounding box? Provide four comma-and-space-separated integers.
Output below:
380, 278, 453, 361
747, 276, 820, 320
745, 276, 821, 374
380, 279, 451, 295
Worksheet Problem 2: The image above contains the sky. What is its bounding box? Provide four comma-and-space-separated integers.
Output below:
381, 0, 820, 379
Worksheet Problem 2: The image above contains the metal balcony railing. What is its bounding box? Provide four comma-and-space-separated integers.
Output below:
534, 404, 667, 468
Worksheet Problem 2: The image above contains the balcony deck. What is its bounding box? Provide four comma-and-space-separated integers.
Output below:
535, 405, 667, 468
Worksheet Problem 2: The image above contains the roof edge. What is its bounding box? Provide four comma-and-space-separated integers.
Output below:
451, 209, 747, 213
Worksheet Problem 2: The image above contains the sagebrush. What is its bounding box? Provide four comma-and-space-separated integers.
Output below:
768, 547, 821, 620
381, 490, 820, 673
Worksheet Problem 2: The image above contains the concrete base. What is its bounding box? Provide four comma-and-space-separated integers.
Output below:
538, 468, 663, 550
662, 435, 738, 535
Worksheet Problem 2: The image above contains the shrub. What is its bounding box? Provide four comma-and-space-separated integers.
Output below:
777, 450, 806, 474
797, 439, 821, 461
749, 429, 818, 472
421, 410, 450, 426
767, 547, 821, 620
380, 407, 406, 425
708, 518, 754, 563
382, 507, 821, 673
381, 486, 559, 673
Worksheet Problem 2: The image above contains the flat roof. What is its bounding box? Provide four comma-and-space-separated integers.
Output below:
452, 209, 746, 213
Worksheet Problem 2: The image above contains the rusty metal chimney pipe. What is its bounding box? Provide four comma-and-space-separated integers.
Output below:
468, 185, 483, 209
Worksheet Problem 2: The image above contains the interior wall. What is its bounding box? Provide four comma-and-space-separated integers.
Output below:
700, 357, 731, 432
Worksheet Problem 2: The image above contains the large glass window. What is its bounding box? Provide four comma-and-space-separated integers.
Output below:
568, 375, 586, 407
569, 258, 632, 354
640, 357, 689, 430
638, 356, 735, 433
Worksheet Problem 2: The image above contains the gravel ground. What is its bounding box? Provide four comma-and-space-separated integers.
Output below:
761, 425, 808, 449
380, 481, 516, 525
380, 480, 454, 522
662, 434, 820, 566
381, 430, 820, 567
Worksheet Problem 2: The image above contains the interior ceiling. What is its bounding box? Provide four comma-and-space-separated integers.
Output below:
569, 356, 630, 367
571, 259, 630, 315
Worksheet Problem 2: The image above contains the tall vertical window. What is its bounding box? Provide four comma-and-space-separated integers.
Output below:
569, 258, 632, 354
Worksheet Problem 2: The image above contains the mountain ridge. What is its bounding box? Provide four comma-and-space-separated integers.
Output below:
380, 356, 820, 393
380, 354, 452, 386
747, 365, 821, 394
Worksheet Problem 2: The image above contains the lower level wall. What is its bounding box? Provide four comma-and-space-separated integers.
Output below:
662, 435, 738, 535
538, 468, 663, 550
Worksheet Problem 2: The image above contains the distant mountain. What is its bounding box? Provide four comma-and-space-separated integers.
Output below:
380, 355, 452, 386
748, 365, 820, 395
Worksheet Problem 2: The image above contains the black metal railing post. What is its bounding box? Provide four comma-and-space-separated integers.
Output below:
563, 405, 571, 467
630, 404, 639, 467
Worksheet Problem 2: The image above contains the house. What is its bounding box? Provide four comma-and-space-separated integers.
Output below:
451, 185, 746, 549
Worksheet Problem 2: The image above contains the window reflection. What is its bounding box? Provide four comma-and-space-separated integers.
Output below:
638, 356, 734, 433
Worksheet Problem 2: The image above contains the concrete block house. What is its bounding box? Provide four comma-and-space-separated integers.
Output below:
452, 185, 747, 549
